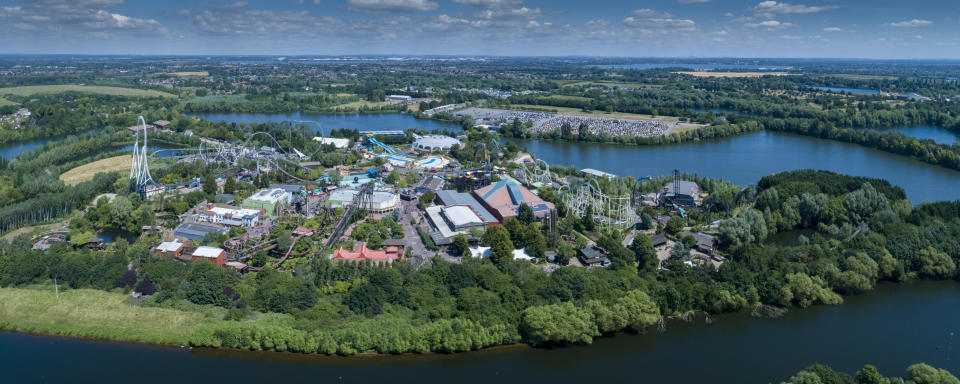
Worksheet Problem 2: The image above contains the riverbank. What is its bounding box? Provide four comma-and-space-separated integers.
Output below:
2, 281, 957, 383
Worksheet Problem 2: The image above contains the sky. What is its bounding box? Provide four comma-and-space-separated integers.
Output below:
0, 0, 956, 58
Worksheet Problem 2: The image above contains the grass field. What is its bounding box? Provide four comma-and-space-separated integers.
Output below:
0, 85, 176, 98
673, 71, 795, 78
184, 94, 249, 105
59, 155, 131, 186
0, 287, 213, 344
167, 71, 209, 77
555, 80, 661, 89
540, 94, 593, 102
0, 97, 16, 106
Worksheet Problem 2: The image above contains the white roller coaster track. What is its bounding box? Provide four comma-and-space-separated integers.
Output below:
129, 116, 155, 192
561, 178, 636, 231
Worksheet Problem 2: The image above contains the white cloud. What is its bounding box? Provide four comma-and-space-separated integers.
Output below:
746, 20, 793, 29
623, 9, 696, 34
344, 0, 438, 13
452, 0, 523, 7
0, 1, 166, 36
887, 19, 933, 27
822, 27, 843, 32
753, 1, 834, 18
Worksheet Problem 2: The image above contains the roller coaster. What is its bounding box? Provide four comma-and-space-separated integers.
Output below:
560, 178, 636, 231
513, 158, 560, 186
129, 116, 157, 195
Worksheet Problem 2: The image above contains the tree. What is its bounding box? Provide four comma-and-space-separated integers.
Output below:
844, 183, 889, 223
522, 302, 598, 345
630, 234, 658, 272
517, 203, 535, 224
906, 363, 960, 384
639, 213, 653, 230
917, 247, 956, 279
223, 176, 236, 195
524, 225, 547, 259
855, 365, 886, 384
135, 276, 156, 296
120, 269, 136, 288
665, 216, 684, 236
182, 260, 227, 306
203, 173, 217, 195
582, 204, 596, 231
482, 225, 514, 264
670, 242, 690, 260
719, 209, 768, 247
452, 234, 470, 257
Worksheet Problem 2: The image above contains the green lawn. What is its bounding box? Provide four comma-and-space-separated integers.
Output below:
0, 287, 214, 344
0, 97, 16, 106
184, 94, 249, 105
0, 85, 176, 98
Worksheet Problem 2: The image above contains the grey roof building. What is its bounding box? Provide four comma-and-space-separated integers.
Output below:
577, 245, 610, 267
174, 222, 228, 241
435, 190, 498, 224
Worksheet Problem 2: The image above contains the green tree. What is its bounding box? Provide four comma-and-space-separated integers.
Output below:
182, 260, 227, 306
223, 176, 236, 195
452, 233, 470, 257
524, 225, 547, 259
482, 225, 514, 264
917, 247, 956, 279
665, 216, 684, 236
582, 204, 596, 232
203, 173, 217, 195
522, 302, 598, 345
517, 203, 535, 224
630, 233, 658, 272
906, 363, 960, 384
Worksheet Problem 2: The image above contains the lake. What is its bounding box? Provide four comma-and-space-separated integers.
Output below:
600, 63, 791, 70
510, 131, 960, 203
189, 112, 463, 135
2, 281, 956, 383
810, 86, 880, 95
885, 125, 960, 145
0, 136, 60, 160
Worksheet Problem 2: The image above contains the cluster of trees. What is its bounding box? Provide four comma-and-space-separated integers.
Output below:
783, 363, 959, 384
351, 217, 404, 249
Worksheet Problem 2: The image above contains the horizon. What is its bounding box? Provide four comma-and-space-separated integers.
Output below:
0, 0, 956, 59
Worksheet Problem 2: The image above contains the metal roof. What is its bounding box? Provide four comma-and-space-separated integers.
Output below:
435, 190, 498, 223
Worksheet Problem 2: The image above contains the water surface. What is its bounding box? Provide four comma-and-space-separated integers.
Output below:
190, 112, 462, 135
2, 281, 956, 383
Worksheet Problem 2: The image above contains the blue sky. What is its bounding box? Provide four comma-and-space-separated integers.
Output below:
0, 0, 956, 58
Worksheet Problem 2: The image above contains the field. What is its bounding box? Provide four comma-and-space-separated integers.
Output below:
673, 71, 794, 78
554, 80, 661, 89
539, 94, 593, 103
0, 85, 176, 98
59, 155, 131, 186
509, 104, 680, 121
0, 287, 211, 344
167, 71, 209, 77
0, 97, 16, 106
184, 94, 249, 105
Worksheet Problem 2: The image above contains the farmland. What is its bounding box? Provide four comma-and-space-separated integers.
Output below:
0, 85, 176, 98
59, 155, 132, 186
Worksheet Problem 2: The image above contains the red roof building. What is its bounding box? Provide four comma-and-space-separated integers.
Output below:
332, 243, 404, 264
472, 180, 555, 221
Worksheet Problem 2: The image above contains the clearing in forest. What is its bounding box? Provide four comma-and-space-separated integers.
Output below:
0, 84, 176, 98
60, 155, 132, 186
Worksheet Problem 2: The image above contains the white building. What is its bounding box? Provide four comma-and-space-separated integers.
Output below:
414, 135, 462, 151
387, 95, 412, 101
195, 205, 262, 227
313, 137, 350, 149
425, 205, 488, 240
328, 189, 399, 213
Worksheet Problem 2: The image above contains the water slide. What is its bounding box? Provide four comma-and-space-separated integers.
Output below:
367, 137, 416, 160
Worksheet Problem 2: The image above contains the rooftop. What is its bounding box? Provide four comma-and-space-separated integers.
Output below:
155, 240, 184, 253
435, 190, 498, 224
582, 168, 617, 179
174, 222, 227, 240
247, 188, 289, 203
205, 206, 261, 218
192, 246, 225, 258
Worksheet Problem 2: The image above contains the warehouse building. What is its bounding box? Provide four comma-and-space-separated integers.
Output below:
413, 135, 462, 151
435, 190, 498, 225
174, 222, 228, 241
659, 180, 702, 207
472, 179, 555, 221
425, 205, 488, 242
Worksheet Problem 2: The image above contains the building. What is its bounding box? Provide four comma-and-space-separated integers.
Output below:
152, 120, 172, 131
270, 184, 305, 197
242, 188, 291, 216
472, 179, 555, 221
313, 137, 350, 149
581, 168, 617, 179
468, 246, 534, 261
195, 204, 262, 227
387, 95, 413, 101
327, 189, 399, 213
191, 246, 227, 266
332, 243, 404, 264
155, 239, 190, 258
418, 176, 445, 193
435, 190, 499, 225
684, 232, 719, 255
425, 205, 488, 241
174, 222, 228, 241
215, 194, 235, 205
577, 245, 610, 267
413, 135, 462, 151
651, 232, 669, 248
659, 180, 702, 207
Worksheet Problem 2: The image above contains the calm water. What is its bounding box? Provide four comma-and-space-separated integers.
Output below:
190, 112, 462, 135
810, 86, 880, 95
0, 136, 59, 159
885, 125, 960, 145
511, 131, 960, 203
601, 63, 790, 70
2, 281, 956, 383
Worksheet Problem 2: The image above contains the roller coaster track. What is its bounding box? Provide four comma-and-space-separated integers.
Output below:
514, 158, 562, 186
559, 178, 636, 231
315, 182, 374, 258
